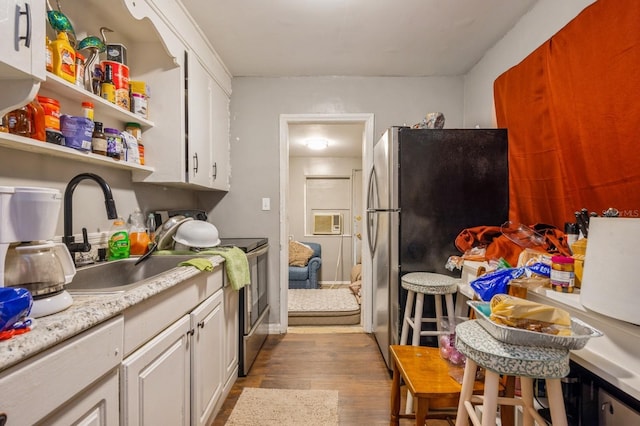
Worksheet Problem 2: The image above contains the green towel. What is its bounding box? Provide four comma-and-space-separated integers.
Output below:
199, 247, 250, 291
178, 258, 213, 271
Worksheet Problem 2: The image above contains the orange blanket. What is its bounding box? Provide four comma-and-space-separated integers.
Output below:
494, 0, 640, 227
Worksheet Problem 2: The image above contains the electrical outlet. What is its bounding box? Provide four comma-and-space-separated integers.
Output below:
262, 197, 270, 211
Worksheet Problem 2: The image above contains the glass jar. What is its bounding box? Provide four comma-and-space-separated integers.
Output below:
550, 255, 575, 293
92, 121, 108, 156
104, 127, 122, 160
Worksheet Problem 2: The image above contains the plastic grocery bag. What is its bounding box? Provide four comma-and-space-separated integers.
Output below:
470, 262, 550, 301
0, 287, 32, 331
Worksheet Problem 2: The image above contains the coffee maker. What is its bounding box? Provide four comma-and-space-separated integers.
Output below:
0, 186, 76, 318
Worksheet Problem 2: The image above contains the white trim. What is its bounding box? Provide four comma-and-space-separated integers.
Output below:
279, 113, 375, 334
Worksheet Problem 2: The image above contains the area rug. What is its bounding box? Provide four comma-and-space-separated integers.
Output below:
288, 288, 360, 326
226, 387, 339, 425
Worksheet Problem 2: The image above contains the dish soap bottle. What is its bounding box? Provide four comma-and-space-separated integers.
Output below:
129, 209, 149, 256
108, 218, 130, 260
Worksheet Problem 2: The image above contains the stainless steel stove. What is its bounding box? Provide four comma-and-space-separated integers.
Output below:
219, 238, 269, 376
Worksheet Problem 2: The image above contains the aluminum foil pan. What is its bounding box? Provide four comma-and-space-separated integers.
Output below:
467, 301, 602, 350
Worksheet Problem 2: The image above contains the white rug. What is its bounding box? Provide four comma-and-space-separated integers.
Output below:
226, 388, 339, 425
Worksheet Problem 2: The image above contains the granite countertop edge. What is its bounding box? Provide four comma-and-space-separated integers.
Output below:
0, 255, 224, 373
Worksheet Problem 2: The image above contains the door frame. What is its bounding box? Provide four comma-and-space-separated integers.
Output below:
279, 113, 375, 333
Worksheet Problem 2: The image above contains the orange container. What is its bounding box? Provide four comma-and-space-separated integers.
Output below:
130, 231, 150, 256
37, 96, 61, 131
100, 60, 129, 90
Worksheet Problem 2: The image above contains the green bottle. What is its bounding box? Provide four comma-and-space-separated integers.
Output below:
108, 218, 130, 260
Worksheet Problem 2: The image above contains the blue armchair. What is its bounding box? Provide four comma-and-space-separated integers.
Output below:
288, 242, 322, 289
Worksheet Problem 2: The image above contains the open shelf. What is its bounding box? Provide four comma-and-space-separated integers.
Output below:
0, 131, 154, 174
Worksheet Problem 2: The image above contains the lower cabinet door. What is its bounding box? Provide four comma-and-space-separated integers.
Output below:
121, 315, 191, 426
39, 369, 120, 426
191, 289, 225, 426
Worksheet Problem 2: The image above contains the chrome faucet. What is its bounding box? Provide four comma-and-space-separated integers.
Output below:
63, 173, 118, 259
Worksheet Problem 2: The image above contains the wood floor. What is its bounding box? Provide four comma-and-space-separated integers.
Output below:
211, 329, 451, 425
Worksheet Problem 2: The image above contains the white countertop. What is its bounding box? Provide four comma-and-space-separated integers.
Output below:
0, 255, 224, 373
527, 288, 640, 402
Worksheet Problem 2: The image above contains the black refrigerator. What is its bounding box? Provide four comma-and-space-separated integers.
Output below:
366, 127, 509, 369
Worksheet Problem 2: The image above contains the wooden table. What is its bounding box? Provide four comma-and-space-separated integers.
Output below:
390, 345, 485, 426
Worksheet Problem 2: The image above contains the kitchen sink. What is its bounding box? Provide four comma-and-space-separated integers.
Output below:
66, 255, 205, 293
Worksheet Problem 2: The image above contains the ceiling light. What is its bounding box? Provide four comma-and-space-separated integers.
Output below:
305, 138, 329, 150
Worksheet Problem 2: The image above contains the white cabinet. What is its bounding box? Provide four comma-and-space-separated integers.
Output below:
38, 369, 120, 426
121, 289, 225, 426
210, 73, 231, 191
0, 316, 124, 425
186, 51, 230, 191
191, 289, 225, 426
121, 268, 229, 426
186, 50, 214, 189
121, 315, 191, 426
0, 0, 45, 115
0, 0, 231, 191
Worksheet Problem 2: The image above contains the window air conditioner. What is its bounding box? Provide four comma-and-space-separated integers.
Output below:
313, 213, 343, 235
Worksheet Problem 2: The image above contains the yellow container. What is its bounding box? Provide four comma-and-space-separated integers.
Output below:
51, 32, 76, 84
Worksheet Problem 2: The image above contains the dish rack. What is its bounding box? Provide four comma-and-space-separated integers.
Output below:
467, 301, 602, 350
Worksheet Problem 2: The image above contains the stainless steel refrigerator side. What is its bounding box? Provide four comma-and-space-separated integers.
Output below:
388, 128, 401, 359
368, 128, 401, 369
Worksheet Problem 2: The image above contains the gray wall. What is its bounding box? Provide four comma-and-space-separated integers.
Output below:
202, 76, 464, 324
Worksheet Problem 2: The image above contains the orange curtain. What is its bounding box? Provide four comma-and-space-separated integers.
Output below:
494, 0, 640, 228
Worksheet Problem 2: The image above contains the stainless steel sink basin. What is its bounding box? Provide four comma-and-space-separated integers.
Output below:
66, 255, 206, 293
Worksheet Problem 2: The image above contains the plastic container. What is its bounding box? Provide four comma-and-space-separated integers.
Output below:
104, 127, 122, 160
91, 122, 107, 156
550, 255, 575, 293
28, 97, 46, 142
125, 122, 144, 165
37, 96, 61, 131
50, 31, 76, 84
101, 60, 129, 110
128, 209, 149, 255
6, 106, 31, 137
45, 37, 53, 73
60, 115, 94, 151
75, 52, 85, 88
467, 301, 602, 350
81, 101, 94, 121
108, 218, 130, 260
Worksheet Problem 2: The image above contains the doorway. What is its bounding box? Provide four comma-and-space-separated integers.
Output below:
279, 113, 375, 333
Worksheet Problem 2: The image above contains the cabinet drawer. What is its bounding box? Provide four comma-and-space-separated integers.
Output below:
0, 316, 124, 425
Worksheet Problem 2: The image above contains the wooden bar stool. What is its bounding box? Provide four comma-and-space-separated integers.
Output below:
454, 320, 570, 426
390, 345, 486, 426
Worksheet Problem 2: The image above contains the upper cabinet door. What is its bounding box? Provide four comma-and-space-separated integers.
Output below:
210, 78, 230, 191
0, 0, 45, 79
0, 0, 45, 115
186, 50, 214, 188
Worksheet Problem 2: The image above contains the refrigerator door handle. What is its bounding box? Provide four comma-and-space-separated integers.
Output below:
366, 167, 378, 256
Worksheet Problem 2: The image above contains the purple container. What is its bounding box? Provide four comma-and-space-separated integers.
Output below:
60, 115, 94, 152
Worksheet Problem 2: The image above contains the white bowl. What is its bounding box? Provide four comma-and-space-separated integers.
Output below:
172, 220, 220, 249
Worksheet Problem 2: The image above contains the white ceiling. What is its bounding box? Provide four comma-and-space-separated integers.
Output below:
181, 0, 536, 77
181, 0, 537, 157
288, 123, 365, 157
